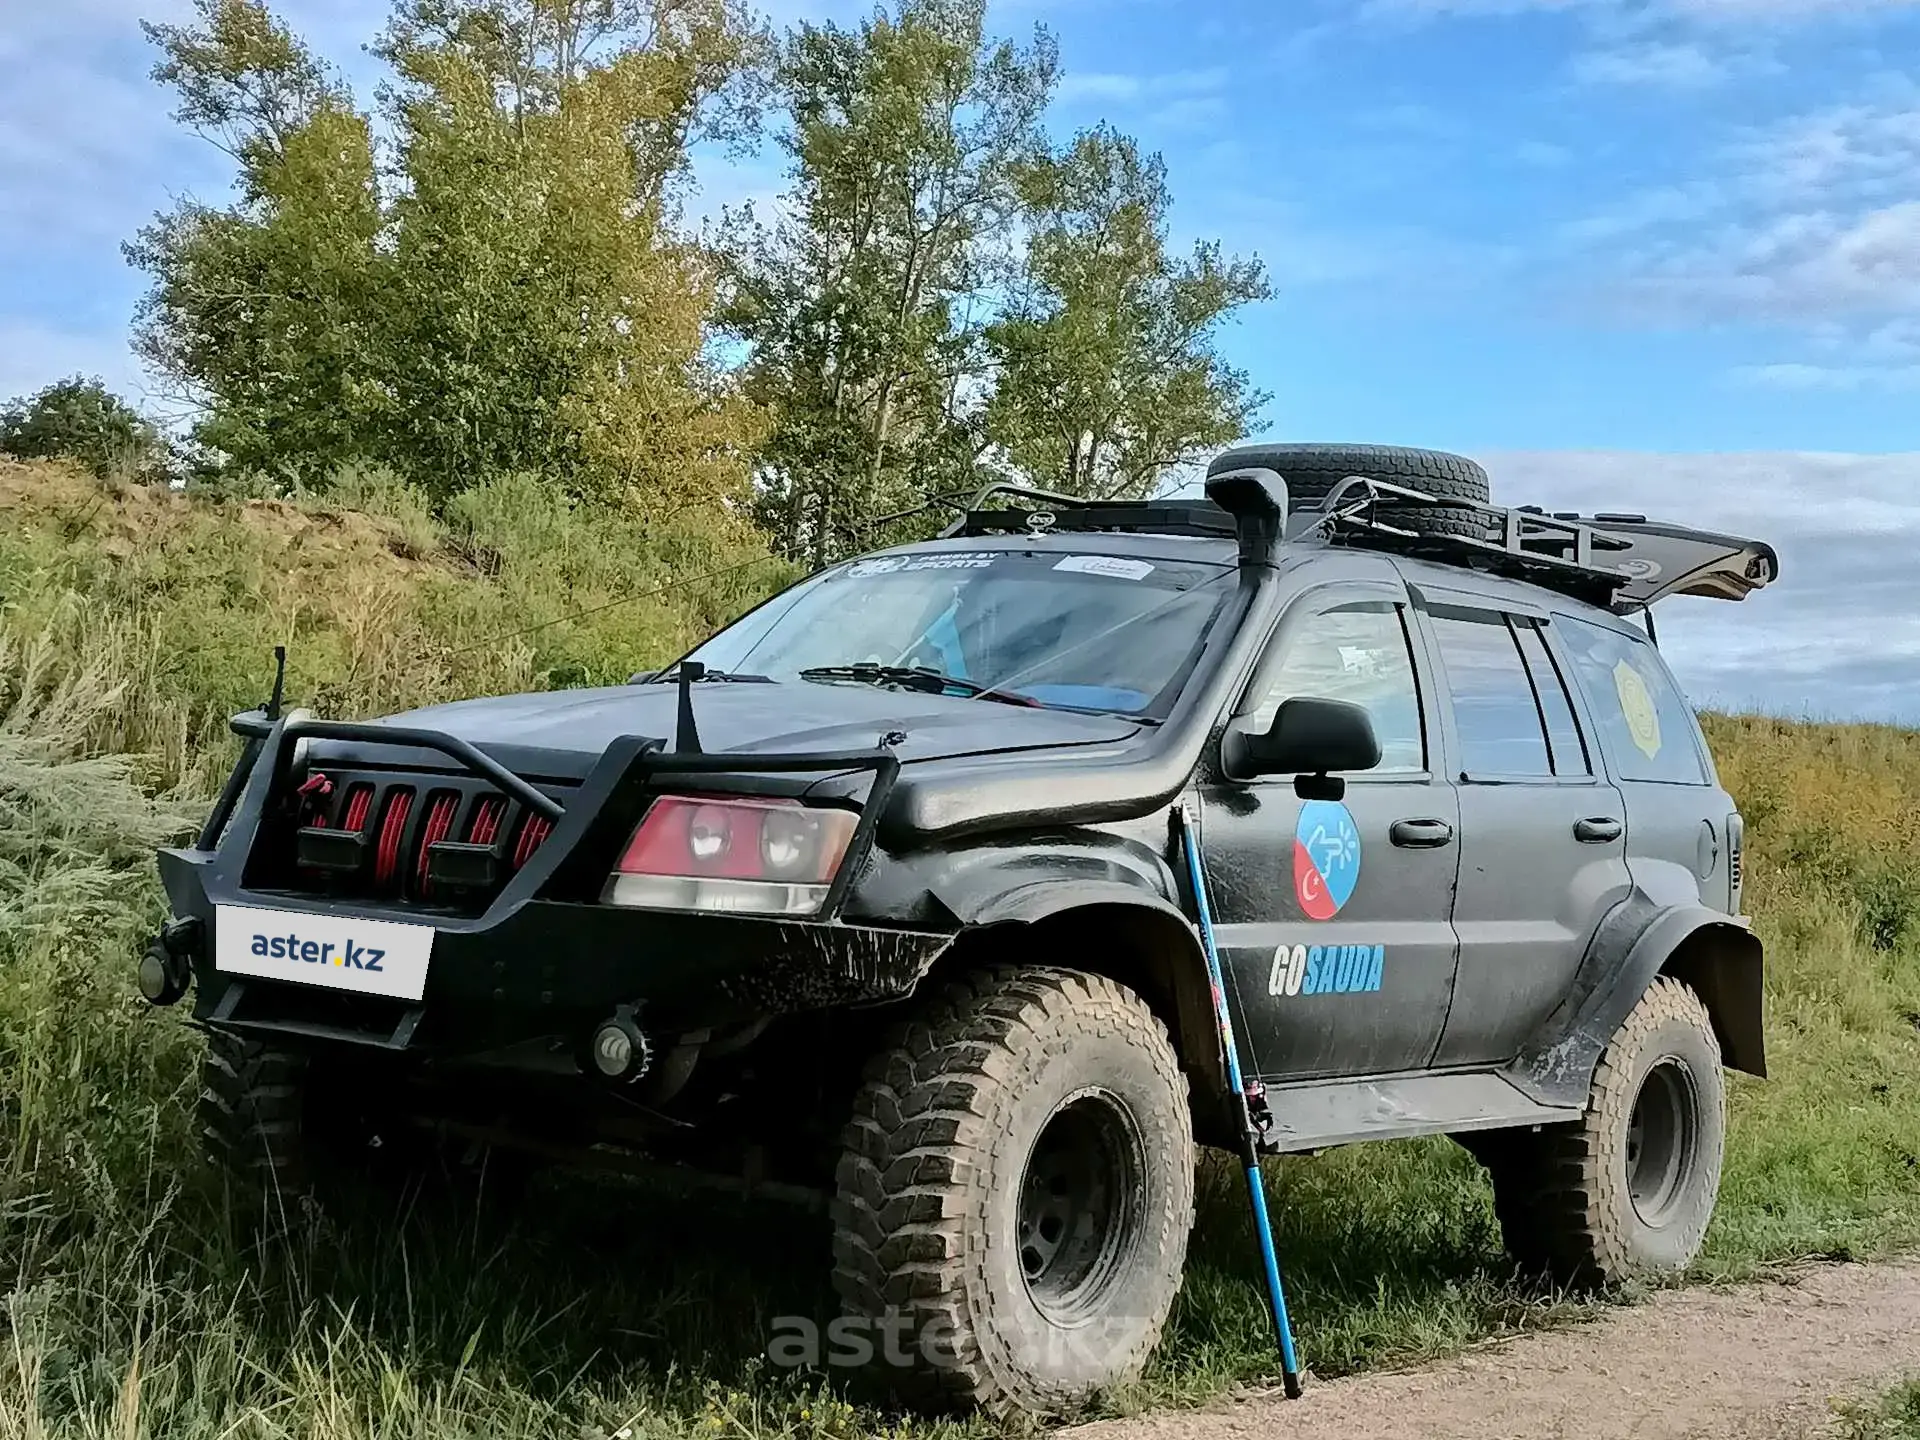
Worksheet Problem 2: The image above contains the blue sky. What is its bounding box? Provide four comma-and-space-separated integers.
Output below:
4, 0, 1919, 719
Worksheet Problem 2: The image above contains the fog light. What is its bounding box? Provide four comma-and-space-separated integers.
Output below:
137, 939, 190, 1007
585, 1007, 651, 1083
136, 917, 200, 1008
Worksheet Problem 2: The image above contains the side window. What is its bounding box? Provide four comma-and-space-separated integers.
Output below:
1554, 615, 1711, 785
1428, 611, 1552, 778
1249, 604, 1426, 773
1513, 619, 1591, 776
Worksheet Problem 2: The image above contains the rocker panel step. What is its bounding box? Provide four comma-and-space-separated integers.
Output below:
1259, 1070, 1581, 1153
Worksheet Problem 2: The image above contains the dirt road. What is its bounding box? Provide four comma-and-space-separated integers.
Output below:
1079, 1261, 1920, 1440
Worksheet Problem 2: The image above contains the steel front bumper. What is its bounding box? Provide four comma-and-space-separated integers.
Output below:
158, 849, 949, 1057
154, 708, 947, 1054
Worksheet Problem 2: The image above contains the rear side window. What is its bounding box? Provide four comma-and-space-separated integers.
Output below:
1428, 612, 1552, 778
1554, 615, 1710, 785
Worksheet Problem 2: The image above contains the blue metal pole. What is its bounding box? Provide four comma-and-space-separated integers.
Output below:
1176, 802, 1304, 1398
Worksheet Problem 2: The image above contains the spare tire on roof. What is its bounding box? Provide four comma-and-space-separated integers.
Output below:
1208, 442, 1494, 540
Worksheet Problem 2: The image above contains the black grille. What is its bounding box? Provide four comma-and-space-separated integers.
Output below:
254, 768, 567, 914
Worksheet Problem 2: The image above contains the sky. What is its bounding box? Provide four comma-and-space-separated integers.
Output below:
2, 0, 1918, 720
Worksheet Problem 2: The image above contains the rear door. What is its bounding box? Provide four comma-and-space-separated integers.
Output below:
1417, 596, 1635, 1068
1200, 581, 1463, 1081
1548, 612, 1736, 914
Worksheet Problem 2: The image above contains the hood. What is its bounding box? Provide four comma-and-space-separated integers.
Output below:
320, 679, 1141, 778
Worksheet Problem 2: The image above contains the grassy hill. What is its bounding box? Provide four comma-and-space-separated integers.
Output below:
0, 461, 1914, 1437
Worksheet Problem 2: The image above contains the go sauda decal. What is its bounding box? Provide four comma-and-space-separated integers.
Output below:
1293, 799, 1360, 920
1269, 798, 1387, 998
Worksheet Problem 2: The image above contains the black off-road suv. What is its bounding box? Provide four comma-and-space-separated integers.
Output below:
141, 444, 1778, 1414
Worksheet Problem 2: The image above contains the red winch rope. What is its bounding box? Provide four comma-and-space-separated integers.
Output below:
511, 814, 552, 871
468, 796, 505, 847
373, 789, 414, 890
341, 784, 374, 833
414, 792, 459, 896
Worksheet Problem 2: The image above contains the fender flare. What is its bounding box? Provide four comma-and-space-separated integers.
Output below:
931, 875, 1231, 1119
1509, 899, 1765, 1109
961, 876, 1191, 930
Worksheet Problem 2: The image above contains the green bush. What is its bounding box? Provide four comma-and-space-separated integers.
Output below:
0, 376, 170, 482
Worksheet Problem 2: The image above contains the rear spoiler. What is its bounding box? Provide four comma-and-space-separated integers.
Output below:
1542, 512, 1780, 609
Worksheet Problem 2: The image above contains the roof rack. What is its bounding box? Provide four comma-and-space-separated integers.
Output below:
1313, 476, 1632, 606
929, 472, 1778, 614
945, 479, 1237, 542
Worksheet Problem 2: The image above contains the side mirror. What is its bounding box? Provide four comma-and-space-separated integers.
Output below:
1233, 696, 1381, 799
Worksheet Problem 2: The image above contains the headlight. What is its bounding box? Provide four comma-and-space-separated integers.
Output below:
602, 796, 860, 917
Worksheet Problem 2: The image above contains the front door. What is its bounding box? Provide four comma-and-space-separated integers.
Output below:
1201, 585, 1462, 1081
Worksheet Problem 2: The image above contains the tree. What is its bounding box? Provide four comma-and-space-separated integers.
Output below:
986, 125, 1269, 499
0, 377, 168, 480
722, 0, 1057, 563
126, 0, 768, 508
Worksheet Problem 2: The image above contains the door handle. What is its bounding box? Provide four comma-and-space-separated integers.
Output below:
1574, 816, 1623, 844
1390, 818, 1454, 848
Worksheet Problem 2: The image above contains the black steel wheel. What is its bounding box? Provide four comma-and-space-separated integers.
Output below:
1625, 1058, 1700, 1228
1482, 977, 1727, 1285
1017, 1091, 1147, 1324
832, 966, 1195, 1415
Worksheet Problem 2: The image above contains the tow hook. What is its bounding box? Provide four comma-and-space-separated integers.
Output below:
137, 917, 203, 1008
583, 1004, 653, 1085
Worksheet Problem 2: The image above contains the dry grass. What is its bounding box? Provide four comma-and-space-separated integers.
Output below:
0, 461, 793, 792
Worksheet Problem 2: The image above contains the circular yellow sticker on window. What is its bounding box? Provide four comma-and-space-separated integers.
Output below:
1613, 658, 1662, 758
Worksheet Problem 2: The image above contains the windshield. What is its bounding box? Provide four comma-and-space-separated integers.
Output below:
684, 548, 1235, 716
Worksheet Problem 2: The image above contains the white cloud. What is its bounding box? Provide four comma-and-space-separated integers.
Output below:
1670, 0, 1920, 15
1567, 89, 1920, 375
1482, 450, 1920, 722
1363, 0, 1596, 15
1570, 41, 1732, 86
1373, 0, 1920, 15
1730, 359, 1920, 388
1055, 67, 1229, 107
1515, 139, 1575, 166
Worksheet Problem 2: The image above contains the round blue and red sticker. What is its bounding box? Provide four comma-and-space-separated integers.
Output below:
1293, 799, 1362, 921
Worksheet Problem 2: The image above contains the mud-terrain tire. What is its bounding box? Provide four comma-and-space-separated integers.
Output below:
831, 966, 1195, 1415
1485, 977, 1725, 1286
1208, 442, 1493, 539
201, 1031, 311, 1224
201, 1031, 528, 1223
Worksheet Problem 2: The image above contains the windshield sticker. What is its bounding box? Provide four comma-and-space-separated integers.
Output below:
1267, 943, 1386, 997
842, 552, 998, 578
1337, 645, 1387, 676
1613, 658, 1663, 758
1053, 555, 1155, 581
1294, 799, 1361, 921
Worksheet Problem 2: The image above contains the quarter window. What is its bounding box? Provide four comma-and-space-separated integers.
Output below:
1429, 611, 1553, 778
1554, 616, 1711, 785
1514, 620, 1591, 776
1249, 604, 1426, 773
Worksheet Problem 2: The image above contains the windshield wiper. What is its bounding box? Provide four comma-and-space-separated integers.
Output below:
798, 664, 1041, 707
650, 665, 772, 684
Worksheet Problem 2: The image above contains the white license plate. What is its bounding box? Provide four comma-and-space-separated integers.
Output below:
215, 905, 435, 1002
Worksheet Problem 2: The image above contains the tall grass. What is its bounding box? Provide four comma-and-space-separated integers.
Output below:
0, 462, 795, 793
1842, 1380, 1920, 1440
0, 462, 1913, 1435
